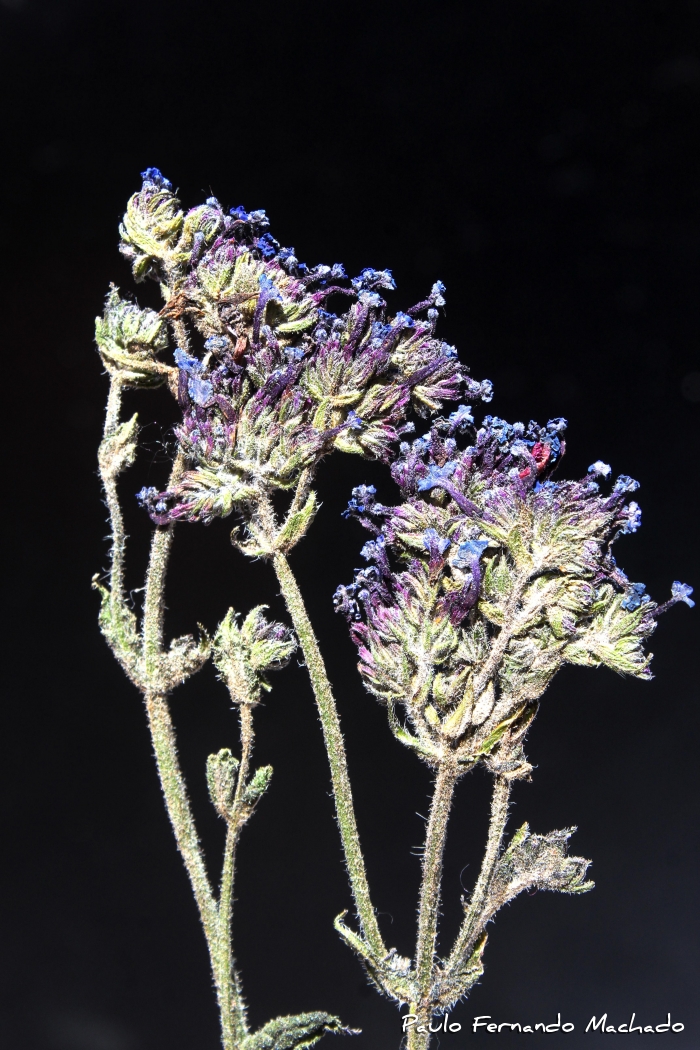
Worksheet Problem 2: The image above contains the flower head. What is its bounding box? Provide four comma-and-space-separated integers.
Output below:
335, 412, 687, 771
121, 172, 491, 533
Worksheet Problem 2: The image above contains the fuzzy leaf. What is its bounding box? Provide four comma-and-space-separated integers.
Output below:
158, 632, 210, 691
242, 765, 273, 807
334, 913, 416, 1004
206, 748, 239, 818
243, 1012, 354, 1050
98, 413, 139, 480
435, 932, 487, 1011
92, 577, 143, 686
487, 824, 593, 919
275, 491, 319, 553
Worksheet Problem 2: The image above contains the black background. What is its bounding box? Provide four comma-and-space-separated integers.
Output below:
0, 1, 698, 1048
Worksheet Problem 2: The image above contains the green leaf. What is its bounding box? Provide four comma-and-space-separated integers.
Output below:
242, 765, 273, 807
243, 1012, 355, 1050
488, 824, 593, 916
436, 932, 487, 1011
98, 413, 139, 480
206, 748, 239, 818
92, 576, 143, 685
275, 491, 319, 553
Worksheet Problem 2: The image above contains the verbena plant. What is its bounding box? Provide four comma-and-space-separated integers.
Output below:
94, 168, 693, 1050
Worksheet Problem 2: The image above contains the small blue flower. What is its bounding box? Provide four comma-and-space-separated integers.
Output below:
423, 528, 451, 558
361, 536, 386, 562
614, 474, 640, 494
258, 273, 283, 301
249, 209, 270, 228
417, 462, 457, 492
393, 312, 415, 329
141, 167, 172, 190
230, 205, 250, 222
136, 486, 158, 505
451, 538, 489, 569
431, 280, 446, 307
620, 501, 642, 534
174, 348, 203, 374
278, 247, 298, 271
588, 461, 612, 478
346, 410, 364, 431
465, 377, 494, 402
671, 581, 695, 608
351, 268, 395, 292
204, 336, 230, 353
257, 233, 279, 258
621, 582, 648, 611
189, 377, 213, 406
343, 484, 377, 517
205, 197, 221, 208
412, 435, 431, 454
357, 290, 384, 309
447, 405, 475, 431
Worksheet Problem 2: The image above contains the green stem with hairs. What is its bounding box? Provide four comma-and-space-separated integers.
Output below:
272, 550, 385, 958
217, 702, 255, 1048
406, 761, 458, 1050
446, 775, 511, 971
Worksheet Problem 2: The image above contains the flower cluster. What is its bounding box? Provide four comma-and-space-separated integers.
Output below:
109, 168, 493, 529
335, 412, 693, 771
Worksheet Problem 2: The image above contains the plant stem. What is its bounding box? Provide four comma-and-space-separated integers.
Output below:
141, 461, 243, 1049
217, 703, 255, 1048
144, 692, 219, 938
446, 775, 511, 970
99, 378, 127, 608
407, 761, 458, 1050
272, 551, 385, 957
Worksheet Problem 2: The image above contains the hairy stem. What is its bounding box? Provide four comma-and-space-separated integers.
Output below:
447, 775, 511, 969
407, 762, 458, 1050
141, 458, 243, 1049
273, 551, 385, 957
99, 378, 127, 608
144, 692, 219, 937
217, 702, 255, 1048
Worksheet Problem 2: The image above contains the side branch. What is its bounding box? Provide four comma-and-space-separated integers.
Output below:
447, 775, 511, 969
145, 691, 219, 938
273, 551, 385, 958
